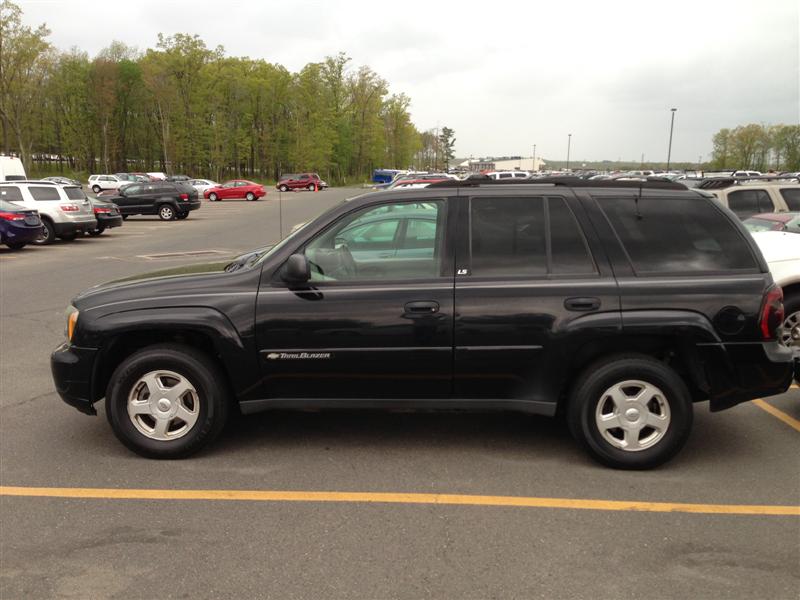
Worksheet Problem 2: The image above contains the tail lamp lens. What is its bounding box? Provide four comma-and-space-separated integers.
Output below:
60, 204, 80, 212
759, 285, 784, 340
0, 211, 24, 221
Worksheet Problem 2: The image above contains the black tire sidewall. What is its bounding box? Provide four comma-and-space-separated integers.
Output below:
106, 345, 228, 458
34, 220, 55, 245
569, 358, 693, 469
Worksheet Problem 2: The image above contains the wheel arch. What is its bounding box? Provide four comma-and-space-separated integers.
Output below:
88, 307, 258, 406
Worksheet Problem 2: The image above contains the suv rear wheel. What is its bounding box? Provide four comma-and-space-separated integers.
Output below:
567, 355, 693, 469
106, 344, 230, 459
158, 204, 175, 221
92, 185, 101, 193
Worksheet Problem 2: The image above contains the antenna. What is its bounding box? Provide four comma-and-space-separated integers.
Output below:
278, 188, 284, 240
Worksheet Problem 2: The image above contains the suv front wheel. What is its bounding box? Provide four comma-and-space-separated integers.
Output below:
567, 355, 693, 469
106, 344, 230, 458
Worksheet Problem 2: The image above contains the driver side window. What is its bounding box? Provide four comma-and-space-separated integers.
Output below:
304, 200, 445, 281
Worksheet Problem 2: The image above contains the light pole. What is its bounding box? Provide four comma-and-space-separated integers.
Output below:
532, 144, 536, 171
566, 134, 572, 171
666, 108, 677, 171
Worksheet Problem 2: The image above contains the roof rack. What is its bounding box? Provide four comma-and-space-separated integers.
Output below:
697, 175, 799, 190
427, 176, 686, 191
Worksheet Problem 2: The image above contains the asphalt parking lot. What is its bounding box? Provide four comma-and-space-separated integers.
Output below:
1, 187, 798, 599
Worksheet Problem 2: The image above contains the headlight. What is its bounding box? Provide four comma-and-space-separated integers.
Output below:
65, 305, 79, 342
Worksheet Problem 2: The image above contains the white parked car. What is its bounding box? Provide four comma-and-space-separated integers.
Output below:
486, 171, 530, 180
88, 174, 129, 194
187, 179, 219, 195
751, 231, 800, 352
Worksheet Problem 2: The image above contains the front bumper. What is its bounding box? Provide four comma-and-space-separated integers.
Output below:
51, 342, 99, 415
699, 341, 795, 411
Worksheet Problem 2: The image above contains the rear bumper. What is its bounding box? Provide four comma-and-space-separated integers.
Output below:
96, 214, 123, 229
182, 200, 202, 212
699, 341, 795, 411
1, 222, 43, 244
53, 219, 98, 236
50, 343, 99, 415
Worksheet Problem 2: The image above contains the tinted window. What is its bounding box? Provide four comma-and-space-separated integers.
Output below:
779, 188, 800, 211
0, 186, 23, 201
305, 201, 445, 281
29, 186, 61, 201
600, 196, 758, 273
64, 187, 86, 200
549, 197, 595, 274
5, 175, 25, 181
727, 189, 773, 218
125, 184, 143, 195
471, 197, 546, 276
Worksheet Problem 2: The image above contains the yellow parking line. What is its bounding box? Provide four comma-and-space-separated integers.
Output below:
752, 399, 800, 433
1, 486, 797, 516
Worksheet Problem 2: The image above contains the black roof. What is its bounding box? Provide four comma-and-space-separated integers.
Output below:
427, 176, 687, 191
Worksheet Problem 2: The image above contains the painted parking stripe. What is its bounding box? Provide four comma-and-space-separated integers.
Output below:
752, 399, 800, 433
1, 486, 797, 516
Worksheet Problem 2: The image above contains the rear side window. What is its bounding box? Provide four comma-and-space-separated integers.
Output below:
599, 196, 758, 274
470, 196, 595, 277
0, 186, 23, 201
29, 186, 61, 201
779, 188, 800, 211
64, 187, 86, 200
727, 189, 773, 218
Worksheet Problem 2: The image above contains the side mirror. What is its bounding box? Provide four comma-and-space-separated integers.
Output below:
282, 253, 310, 284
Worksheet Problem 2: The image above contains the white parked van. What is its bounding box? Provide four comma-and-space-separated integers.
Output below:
0, 156, 27, 181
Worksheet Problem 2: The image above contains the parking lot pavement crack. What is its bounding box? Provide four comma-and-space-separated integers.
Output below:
3, 390, 56, 410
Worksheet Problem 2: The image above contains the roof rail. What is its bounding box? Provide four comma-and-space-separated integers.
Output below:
697, 175, 799, 190
427, 176, 687, 191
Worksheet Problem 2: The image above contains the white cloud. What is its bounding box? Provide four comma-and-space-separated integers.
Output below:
18, 0, 800, 161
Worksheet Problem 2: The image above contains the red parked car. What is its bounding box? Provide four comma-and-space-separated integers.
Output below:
276, 173, 328, 192
204, 180, 266, 202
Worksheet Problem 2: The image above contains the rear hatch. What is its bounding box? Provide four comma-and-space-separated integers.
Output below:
62, 186, 95, 219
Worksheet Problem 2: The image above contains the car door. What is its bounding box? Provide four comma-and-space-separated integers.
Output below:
254, 196, 456, 400
220, 182, 238, 199
116, 184, 142, 214
453, 189, 620, 410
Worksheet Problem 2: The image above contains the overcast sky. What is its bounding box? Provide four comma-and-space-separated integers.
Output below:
18, 0, 800, 163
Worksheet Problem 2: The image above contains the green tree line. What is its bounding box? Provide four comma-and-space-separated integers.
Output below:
0, 1, 452, 183
710, 123, 800, 171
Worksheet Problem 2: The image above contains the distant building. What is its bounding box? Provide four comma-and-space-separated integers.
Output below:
456, 156, 546, 173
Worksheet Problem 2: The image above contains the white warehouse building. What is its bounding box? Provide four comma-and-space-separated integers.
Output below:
457, 157, 546, 172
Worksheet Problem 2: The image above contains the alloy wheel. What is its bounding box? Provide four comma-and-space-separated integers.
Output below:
127, 370, 200, 441
595, 380, 671, 452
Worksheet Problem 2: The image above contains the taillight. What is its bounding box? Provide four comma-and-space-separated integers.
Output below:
179, 193, 189, 200
94, 207, 111, 214
60, 204, 80, 212
759, 285, 784, 340
0, 211, 24, 221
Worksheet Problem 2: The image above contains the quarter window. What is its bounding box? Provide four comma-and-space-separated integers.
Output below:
727, 189, 773, 218
599, 196, 758, 273
779, 188, 800, 211
304, 201, 445, 281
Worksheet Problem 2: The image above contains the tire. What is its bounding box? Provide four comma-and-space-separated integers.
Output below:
33, 219, 55, 245
176, 212, 188, 220
88, 226, 105, 236
105, 344, 230, 459
779, 292, 799, 350
5, 242, 26, 250
307, 183, 315, 191
279, 185, 289, 192
121, 215, 129, 220
246, 192, 255, 201
208, 193, 218, 202
158, 204, 175, 221
567, 354, 693, 470
92, 185, 101, 194
59, 232, 78, 241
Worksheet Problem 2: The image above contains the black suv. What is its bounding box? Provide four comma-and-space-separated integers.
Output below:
109, 181, 200, 221
51, 179, 794, 468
